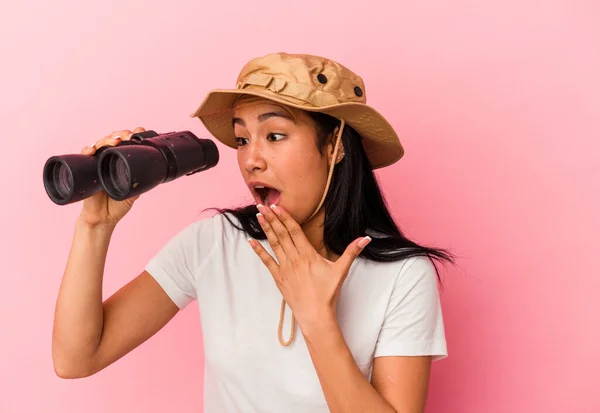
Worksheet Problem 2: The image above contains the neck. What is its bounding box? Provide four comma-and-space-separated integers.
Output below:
301, 208, 339, 262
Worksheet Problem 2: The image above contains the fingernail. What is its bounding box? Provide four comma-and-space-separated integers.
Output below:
256, 212, 264, 223
247, 238, 256, 247
358, 236, 372, 248
114, 135, 122, 140
89, 142, 96, 148
270, 204, 281, 215
256, 204, 266, 213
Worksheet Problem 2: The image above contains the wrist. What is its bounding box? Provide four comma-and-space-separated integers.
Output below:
298, 309, 339, 340
75, 215, 117, 234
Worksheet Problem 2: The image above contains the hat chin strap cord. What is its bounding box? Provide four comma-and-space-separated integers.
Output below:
277, 118, 346, 346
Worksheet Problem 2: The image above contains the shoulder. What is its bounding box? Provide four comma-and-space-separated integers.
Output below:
355, 254, 438, 286
175, 211, 241, 240
398, 255, 438, 281
353, 255, 441, 314
391, 255, 440, 297
169, 211, 251, 257
146, 212, 245, 276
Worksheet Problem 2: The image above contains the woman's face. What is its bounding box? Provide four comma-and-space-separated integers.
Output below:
232, 97, 333, 224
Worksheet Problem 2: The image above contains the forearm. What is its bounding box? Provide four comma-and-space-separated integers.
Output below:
52, 216, 115, 376
302, 315, 396, 413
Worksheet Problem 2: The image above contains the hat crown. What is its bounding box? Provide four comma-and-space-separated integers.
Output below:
235, 52, 367, 105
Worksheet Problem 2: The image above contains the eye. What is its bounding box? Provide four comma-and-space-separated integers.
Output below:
267, 133, 286, 142
235, 137, 248, 146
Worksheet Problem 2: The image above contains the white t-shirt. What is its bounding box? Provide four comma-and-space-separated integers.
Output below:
145, 212, 447, 413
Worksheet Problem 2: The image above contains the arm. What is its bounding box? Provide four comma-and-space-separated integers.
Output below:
303, 315, 431, 413
52, 217, 179, 379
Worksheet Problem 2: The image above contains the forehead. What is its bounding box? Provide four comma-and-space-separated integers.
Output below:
232, 96, 297, 118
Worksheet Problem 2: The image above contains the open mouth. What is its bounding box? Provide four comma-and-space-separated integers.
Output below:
252, 185, 281, 205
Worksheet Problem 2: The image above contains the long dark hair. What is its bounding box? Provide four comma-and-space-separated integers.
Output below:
207, 111, 454, 283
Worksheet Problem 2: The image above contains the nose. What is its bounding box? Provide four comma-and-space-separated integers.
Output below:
241, 139, 267, 173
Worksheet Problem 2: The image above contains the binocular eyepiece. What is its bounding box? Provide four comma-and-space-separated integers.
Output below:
43, 130, 219, 205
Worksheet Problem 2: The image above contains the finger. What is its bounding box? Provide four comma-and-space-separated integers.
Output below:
81, 127, 142, 155
83, 136, 120, 155
99, 129, 132, 147
108, 129, 133, 140
248, 238, 281, 281
256, 211, 287, 265
81, 141, 98, 155
257, 204, 299, 260
269, 205, 312, 255
88, 128, 135, 154
336, 236, 372, 275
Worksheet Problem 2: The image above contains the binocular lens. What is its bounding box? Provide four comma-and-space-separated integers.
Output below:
45, 159, 74, 203
43, 153, 104, 205
104, 153, 131, 199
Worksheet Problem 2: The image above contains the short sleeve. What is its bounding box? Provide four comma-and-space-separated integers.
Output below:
145, 215, 220, 310
374, 256, 448, 361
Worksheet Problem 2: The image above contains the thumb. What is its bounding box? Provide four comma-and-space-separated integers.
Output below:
336, 236, 372, 274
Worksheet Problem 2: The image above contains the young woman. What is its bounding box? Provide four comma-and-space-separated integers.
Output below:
52, 52, 453, 413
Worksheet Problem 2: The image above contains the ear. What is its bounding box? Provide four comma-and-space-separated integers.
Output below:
327, 126, 345, 166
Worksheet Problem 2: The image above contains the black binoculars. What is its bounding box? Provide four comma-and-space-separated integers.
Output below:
43, 130, 219, 205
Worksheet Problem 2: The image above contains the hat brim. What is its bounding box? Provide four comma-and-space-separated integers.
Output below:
191, 89, 404, 169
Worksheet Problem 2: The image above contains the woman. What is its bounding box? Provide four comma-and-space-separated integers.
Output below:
52, 52, 453, 413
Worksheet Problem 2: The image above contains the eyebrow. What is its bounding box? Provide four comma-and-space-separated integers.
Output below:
232, 111, 295, 127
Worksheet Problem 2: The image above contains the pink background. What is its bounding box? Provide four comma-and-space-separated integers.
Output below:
1, 0, 598, 412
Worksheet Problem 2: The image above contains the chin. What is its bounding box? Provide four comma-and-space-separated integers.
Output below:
273, 200, 300, 222
289, 204, 320, 225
